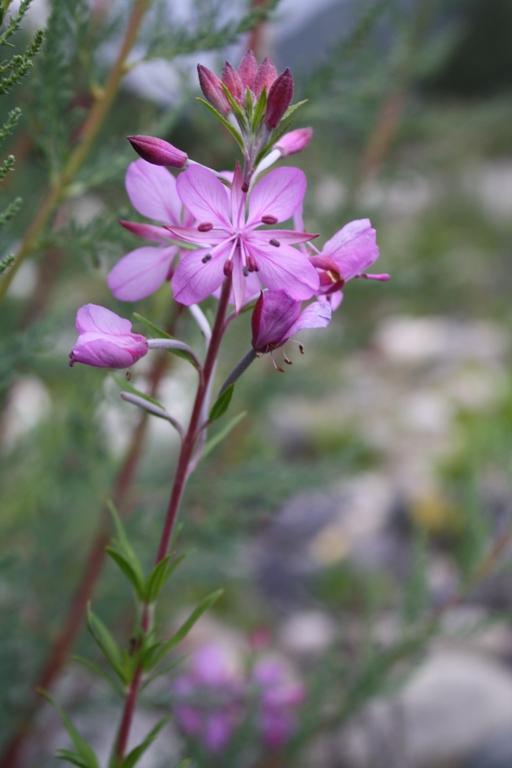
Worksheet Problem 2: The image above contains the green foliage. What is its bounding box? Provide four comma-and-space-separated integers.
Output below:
117, 716, 172, 768
39, 691, 101, 768
209, 383, 234, 423
202, 411, 246, 460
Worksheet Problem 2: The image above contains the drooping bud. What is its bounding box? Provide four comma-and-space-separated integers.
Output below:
254, 57, 278, 97
275, 127, 313, 157
70, 304, 148, 369
264, 68, 294, 129
222, 61, 243, 104
127, 135, 188, 168
238, 49, 258, 90
197, 64, 231, 114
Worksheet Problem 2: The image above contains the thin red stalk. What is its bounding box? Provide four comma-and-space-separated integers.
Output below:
114, 277, 232, 761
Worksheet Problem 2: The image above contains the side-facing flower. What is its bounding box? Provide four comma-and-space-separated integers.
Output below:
107, 159, 194, 301
69, 304, 148, 368
167, 163, 319, 312
251, 290, 331, 357
310, 219, 389, 310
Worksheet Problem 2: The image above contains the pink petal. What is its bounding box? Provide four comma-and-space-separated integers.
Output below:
165, 224, 225, 246
248, 229, 318, 246
252, 244, 319, 300
247, 168, 306, 227
126, 159, 182, 224
107, 246, 177, 301
177, 166, 231, 228
72, 337, 136, 368
119, 219, 171, 243
288, 301, 331, 335
238, 49, 258, 89
172, 246, 229, 305
76, 304, 132, 336
322, 219, 379, 281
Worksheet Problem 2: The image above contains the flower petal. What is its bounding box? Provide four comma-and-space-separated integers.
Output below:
126, 159, 182, 224
119, 219, 171, 243
322, 219, 379, 281
177, 165, 231, 228
107, 246, 177, 301
246, 167, 306, 227
252, 244, 319, 299
172, 246, 229, 305
288, 300, 331, 335
76, 304, 132, 335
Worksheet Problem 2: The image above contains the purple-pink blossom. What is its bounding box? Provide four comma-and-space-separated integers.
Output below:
69, 304, 148, 369
171, 644, 303, 753
251, 290, 331, 354
167, 163, 319, 312
107, 159, 193, 302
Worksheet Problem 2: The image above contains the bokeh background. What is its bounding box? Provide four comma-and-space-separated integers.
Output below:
1, 0, 512, 766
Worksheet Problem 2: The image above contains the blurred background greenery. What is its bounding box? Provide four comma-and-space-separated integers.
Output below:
1, 0, 512, 766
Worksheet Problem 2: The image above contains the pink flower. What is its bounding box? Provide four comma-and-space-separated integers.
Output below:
275, 127, 313, 157
107, 159, 194, 302
252, 659, 305, 750
69, 304, 148, 368
251, 290, 331, 355
167, 163, 319, 312
219, 50, 279, 107
127, 135, 188, 168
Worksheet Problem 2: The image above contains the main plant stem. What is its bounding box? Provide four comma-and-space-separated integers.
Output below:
0, 0, 152, 303
114, 278, 232, 761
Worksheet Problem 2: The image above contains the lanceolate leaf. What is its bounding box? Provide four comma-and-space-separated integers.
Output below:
106, 547, 146, 601
120, 717, 172, 768
202, 412, 246, 461
196, 98, 244, 150
86, 606, 127, 684
132, 313, 172, 340
106, 501, 145, 596
38, 691, 100, 768
145, 554, 187, 604
73, 656, 125, 698
209, 383, 234, 423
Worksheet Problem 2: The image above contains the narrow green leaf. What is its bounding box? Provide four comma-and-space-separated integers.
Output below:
252, 87, 267, 130
245, 86, 254, 122
112, 376, 166, 411
202, 412, 246, 461
140, 657, 186, 692
106, 501, 145, 589
106, 548, 145, 601
132, 313, 172, 340
56, 749, 95, 768
73, 656, 125, 698
220, 83, 246, 126
144, 590, 223, 670
145, 554, 187, 604
196, 98, 244, 150
281, 99, 308, 121
121, 717, 172, 768
38, 691, 100, 768
87, 607, 126, 684
209, 384, 234, 423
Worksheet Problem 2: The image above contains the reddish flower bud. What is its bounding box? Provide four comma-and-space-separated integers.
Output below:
222, 61, 243, 103
197, 64, 231, 114
127, 135, 188, 168
264, 68, 294, 129
275, 127, 313, 157
238, 49, 258, 89
254, 57, 278, 97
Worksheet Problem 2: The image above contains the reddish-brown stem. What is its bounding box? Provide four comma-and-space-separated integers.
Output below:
114, 277, 232, 761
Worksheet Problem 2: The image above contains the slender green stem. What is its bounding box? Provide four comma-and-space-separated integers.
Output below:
0, 0, 152, 303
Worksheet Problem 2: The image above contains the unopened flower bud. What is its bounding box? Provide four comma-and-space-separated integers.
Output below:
197, 64, 231, 114
264, 68, 294, 129
238, 49, 258, 90
254, 57, 278, 97
69, 305, 148, 369
276, 127, 313, 157
222, 61, 242, 103
127, 135, 188, 168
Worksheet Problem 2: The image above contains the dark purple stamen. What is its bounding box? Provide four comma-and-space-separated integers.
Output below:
243, 266, 249, 277
269, 238, 280, 247
198, 222, 213, 232
242, 182, 249, 193
261, 215, 278, 225
223, 260, 233, 276
201, 253, 212, 263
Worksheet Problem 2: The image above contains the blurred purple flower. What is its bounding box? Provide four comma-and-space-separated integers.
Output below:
69, 304, 148, 368
107, 159, 193, 302
167, 163, 319, 312
171, 644, 304, 753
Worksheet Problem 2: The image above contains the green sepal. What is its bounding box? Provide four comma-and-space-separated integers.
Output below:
142, 589, 223, 671
106, 501, 146, 599
252, 88, 268, 132
195, 98, 244, 150
209, 384, 234, 423
86, 606, 127, 685
38, 691, 100, 768
120, 716, 172, 768
145, 553, 187, 604
220, 83, 247, 127
112, 376, 166, 411
245, 87, 254, 122
73, 655, 125, 698
202, 412, 247, 461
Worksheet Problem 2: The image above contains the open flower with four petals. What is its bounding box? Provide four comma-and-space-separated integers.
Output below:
166, 163, 319, 313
